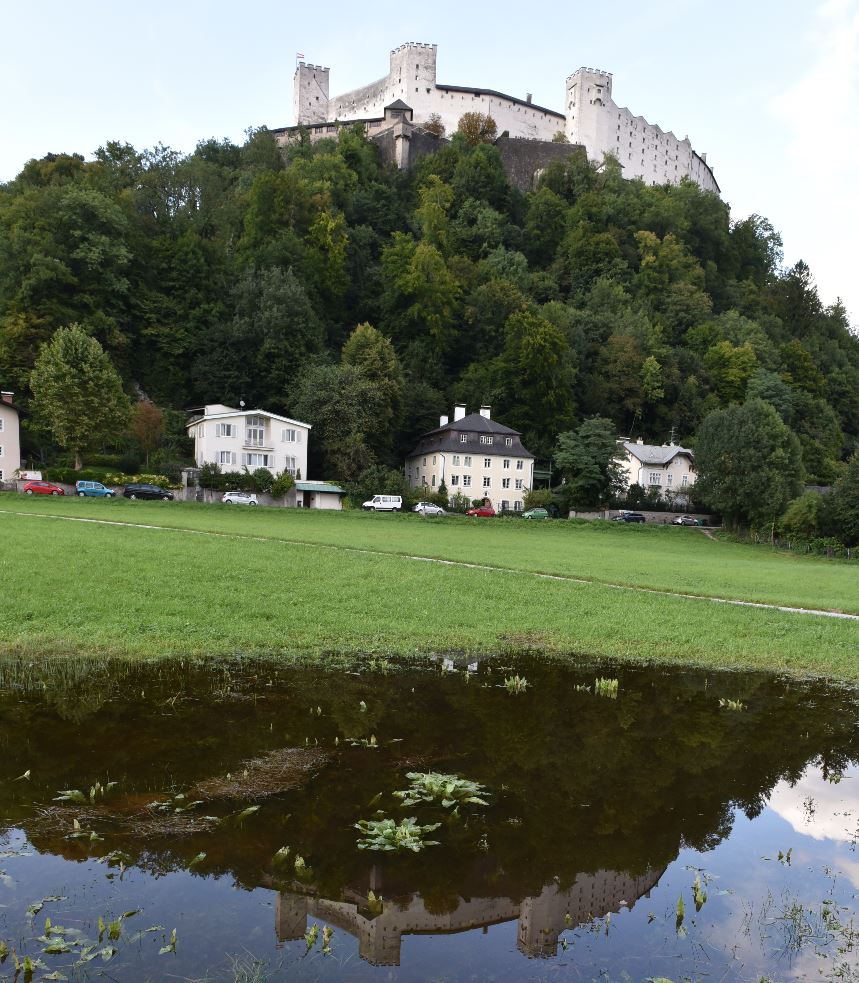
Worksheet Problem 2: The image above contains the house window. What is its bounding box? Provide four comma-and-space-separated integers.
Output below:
682, 474, 689, 486
244, 452, 272, 468
464, 456, 472, 467
515, 479, 523, 490
502, 477, 510, 489
432, 456, 436, 465
246, 417, 265, 446
503, 459, 510, 469
484, 458, 491, 468
667, 473, 673, 486
281, 428, 301, 443
501, 500, 510, 511
649, 472, 662, 485
480, 435, 493, 445
483, 476, 491, 488
283, 456, 297, 475
216, 423, 235, 437
0, 418, 4, 431
423, 457, 427, 465
432, 475, 436, 486
505, 437, 512, 446
460, 434, 468, 443
452, 455, 460, 466
217, 451, 236, 465
516, 460, 524, 470
463, 475, 472, 487
450, 474, 460, 486
513, 501, 523, 511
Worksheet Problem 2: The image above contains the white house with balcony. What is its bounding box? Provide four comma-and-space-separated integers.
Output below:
186, 404, 310, 479
619, 439, 696, 502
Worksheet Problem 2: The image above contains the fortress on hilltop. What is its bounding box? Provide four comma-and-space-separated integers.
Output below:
274, 43, 719, 194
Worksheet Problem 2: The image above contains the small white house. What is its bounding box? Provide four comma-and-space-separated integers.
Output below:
0, 392, 21, 484
186, 404, 310, 478
619, 439, 696, 501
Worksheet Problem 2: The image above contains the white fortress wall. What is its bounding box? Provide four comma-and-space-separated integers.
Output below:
566, 68, 719, 192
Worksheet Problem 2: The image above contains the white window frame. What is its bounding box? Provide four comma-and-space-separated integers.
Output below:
681, 474, 689, 486
460, 434, 468, 443
462, 475, 472, 488
516, 460, 524, 471
515, 478, 523, 490
649, 472, 662, 485
216, 423, 235, 437
452, 455, 460, 466
483, 476, 491, 488
505, 437, 512, 446
503, 459, 510, 469
480, 435, 493, 445
217, 450, 236, 465
281, 428, 301, 443
502, 477, 510, 489
464, 456, 472, 467
450, 474, 460, 486
484, 457, 491, 468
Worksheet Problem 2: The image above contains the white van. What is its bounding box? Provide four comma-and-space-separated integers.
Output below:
362, 495, 403, 512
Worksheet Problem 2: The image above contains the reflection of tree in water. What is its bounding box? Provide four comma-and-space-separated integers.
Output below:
2, 655, 858, 960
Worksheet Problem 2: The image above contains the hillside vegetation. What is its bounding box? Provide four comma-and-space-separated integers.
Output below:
1, 127, 857, 487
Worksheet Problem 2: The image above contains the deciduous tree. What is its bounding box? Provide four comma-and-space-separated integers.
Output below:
30, 324, 130, 469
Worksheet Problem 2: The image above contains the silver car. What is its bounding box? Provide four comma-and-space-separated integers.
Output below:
413, 501, 446, 516
222, 491, 259, 506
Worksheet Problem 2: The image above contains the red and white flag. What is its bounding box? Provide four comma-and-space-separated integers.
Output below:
296, 52, 304, 59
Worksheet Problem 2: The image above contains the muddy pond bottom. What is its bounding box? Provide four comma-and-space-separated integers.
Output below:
0, 655, 858, 982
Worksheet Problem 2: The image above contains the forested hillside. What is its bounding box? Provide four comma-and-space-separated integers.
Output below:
1, 125, 857, 484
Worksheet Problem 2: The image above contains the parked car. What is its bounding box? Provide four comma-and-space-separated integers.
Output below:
362, 495, 402, 511
223, 491, 258, 506
413, 501, 446, 516
22, 480, 64, 496
522, 507, 549, 520
466, 504, 496, 517
75, 480, 115, 498
613, 512, 646, 523
123, 483, 174, 501
672, 514, 697, 526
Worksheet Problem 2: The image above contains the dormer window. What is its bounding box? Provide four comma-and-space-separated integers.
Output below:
460, 434, 468, 443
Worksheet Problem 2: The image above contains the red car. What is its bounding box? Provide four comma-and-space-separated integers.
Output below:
22, 480, 65, 496
466, 504, 496, 517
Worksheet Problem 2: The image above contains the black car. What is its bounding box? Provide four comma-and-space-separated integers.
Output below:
123, 483, 174, 501
613, 512, 646, 523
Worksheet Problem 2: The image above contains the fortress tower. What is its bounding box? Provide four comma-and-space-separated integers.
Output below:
293, 62, 330, 125
565, 67, 613, 148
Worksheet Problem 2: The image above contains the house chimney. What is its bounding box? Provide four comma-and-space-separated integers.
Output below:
636, 437, 644, 445
439, 414, 449, 427
453, 404, 466, 422
525, 93, 532, 104
479, 405, 491, 420
0, 391, 13, 404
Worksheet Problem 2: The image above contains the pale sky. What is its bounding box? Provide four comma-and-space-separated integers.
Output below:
2, 0, 857, 328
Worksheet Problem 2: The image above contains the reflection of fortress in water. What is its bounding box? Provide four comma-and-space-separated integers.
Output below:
272, 866, 665, 966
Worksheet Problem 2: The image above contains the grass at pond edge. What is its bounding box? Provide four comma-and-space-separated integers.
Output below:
1, 504, 857, 686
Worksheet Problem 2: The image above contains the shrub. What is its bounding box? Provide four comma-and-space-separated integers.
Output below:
448, 491, 471, 513
270, 472, 295, 498
249, 467, 274, 494
780, 492, 822, 539
523, 488, 554, 511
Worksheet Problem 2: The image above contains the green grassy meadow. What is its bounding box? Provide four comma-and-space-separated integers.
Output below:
2, 494, 858, 680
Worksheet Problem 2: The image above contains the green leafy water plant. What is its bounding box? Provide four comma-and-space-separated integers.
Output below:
719, 698, 746, 711
594, 677, 619, 699
354, 817, 441, 853
393, 772, 489, 811
503, 675, 529, 694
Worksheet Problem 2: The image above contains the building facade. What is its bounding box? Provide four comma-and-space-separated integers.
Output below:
619, 439, 696, 501
186, 404, 310, 478
406, 405, 535, 512
284, 44, 718, 193
0, 392, 21, 484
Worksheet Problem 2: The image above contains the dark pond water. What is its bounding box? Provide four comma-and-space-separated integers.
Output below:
1, 655, 858, 982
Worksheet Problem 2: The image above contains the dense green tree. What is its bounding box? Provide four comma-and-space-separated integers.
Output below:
554, 418, 625, 508
695, 399, 804, 530
30, 324, 130, 469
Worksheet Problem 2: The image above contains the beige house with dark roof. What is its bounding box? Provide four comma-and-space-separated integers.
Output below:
406, 405, 535, 512
619, 439, 696, 502
0, 392, 21, 484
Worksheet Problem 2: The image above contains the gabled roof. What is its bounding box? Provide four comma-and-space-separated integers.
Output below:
186, 406, 311, 430
623, 441, 693, 466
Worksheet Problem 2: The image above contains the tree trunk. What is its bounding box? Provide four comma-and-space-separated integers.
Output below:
74, 450, 82, 470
